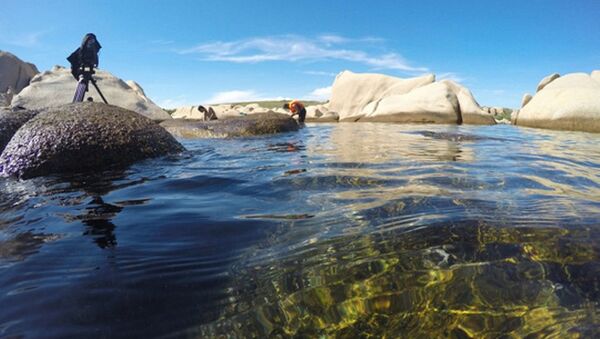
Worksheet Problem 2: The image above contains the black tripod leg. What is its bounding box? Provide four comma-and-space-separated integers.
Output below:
73, 80, 88, 103
90, 79, 109, 104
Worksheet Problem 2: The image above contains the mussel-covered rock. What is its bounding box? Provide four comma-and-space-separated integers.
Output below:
160, 112, 299, 138
0, 107, 39, 153
0, 102, 184, 179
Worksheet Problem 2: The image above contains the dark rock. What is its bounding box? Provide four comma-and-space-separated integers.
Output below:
160, 112, 299, 138
0, 107, 39, 153
0, 102, 184, 179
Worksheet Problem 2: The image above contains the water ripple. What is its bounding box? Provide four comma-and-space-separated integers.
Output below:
1, 123, 599, 338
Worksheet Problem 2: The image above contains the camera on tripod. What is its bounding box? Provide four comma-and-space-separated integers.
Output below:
67, 33, 108, 104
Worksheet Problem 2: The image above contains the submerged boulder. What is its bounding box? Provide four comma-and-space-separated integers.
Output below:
515, 71, 600, 133
0, 102, 184, 179
160, 112, 299, 138
0, 107, 39, 153
327, 71, 494, 125
0, 51, 39, 106
11, 66, 171, 120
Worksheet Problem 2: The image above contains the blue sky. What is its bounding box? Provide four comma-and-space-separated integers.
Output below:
1, 0, 599, 108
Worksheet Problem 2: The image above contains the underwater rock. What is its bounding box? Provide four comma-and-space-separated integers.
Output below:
0, 107, 39, 153
0, 102, 184, 179
160, 112, 299, 138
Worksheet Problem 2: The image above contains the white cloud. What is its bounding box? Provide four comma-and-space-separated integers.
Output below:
318, 34, 349, 44
307, 86, 332, 100
303, 70, 338, 77
151, 39, 175, 45
205, 90, 264, 104
157, 95, 190, 109
181, 35, 428, 73
437, 72, 466, 83
0, 30, 46, 47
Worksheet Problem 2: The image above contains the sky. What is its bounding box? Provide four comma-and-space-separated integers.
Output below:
1, 0, 599, 108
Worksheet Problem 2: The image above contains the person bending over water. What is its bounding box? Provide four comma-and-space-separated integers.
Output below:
283, 100, 306, 123
197, 105, 218, 121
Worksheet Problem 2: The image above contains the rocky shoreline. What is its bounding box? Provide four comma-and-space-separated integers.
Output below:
1, 49, 599, 178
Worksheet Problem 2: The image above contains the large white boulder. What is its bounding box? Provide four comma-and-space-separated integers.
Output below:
172, 106, 203, 119
536, 73, 560, 93
327, 70, 494, 125
11, 66, 170, 120
305, 104, 330, 118
329, 71, 435, 121
442, 80, 493, 124
592, 70, 600, 83
515, 71, 600, 132
0, 51, 39, 106
172, 104, 264, 119
305, 104, 338, 122
360, 82, 460, 123
521, 93, 532, 107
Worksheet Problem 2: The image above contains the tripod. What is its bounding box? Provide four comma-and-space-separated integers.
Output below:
72, 67, 108, 104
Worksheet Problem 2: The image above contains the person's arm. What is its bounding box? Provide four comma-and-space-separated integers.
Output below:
289, 102, 298, 117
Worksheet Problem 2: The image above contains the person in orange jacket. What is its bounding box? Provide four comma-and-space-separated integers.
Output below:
283, 99, 306, 123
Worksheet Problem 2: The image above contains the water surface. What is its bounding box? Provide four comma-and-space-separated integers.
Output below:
1, 123, 599, 338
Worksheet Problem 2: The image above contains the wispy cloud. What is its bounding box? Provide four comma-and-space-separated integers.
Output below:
437, 72, 466, 83
0, 30, 47, 48
303, 70, 338, 77
151, 39, 175, 45
205, 90, 264, 104
307, 86, 332, 100
180, 34, 428, 73
157, 95, 190, 109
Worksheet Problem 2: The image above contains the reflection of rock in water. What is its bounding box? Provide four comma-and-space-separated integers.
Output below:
199, 217, 600, 337
316, 124, 476, 164
0, 231, 60, 262
56, 172, 153, 249
60, 196, 123, 249
80, 197, 122, 248
411, 130, 503, 142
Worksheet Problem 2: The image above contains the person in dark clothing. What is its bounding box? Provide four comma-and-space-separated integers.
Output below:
67, 33, 102, 80
197, 105, 218, 121
283, 100, 306, 123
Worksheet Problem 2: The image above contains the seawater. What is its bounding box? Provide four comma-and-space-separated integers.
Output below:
1, 123, 599, 338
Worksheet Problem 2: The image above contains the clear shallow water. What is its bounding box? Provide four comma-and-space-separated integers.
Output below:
1, 123, 599, 338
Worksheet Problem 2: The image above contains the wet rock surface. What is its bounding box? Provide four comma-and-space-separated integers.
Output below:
160, 112, 299, 138
0, 102, 184, 179
0, 107, 39, 153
